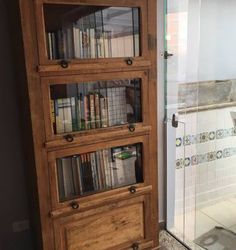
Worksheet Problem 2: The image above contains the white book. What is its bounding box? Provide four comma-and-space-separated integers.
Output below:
55, 99, 64, 134
134, 33, 140, 57
90, 28, 96, 58
90, 153, 99, 191
61, 158, 74, 198
124, 35, 134, 57
62, 98, 73, 133
103, 149, 112, 188
47, 32, 53, 60
73, 25, 81, 58
111, 37, 118, 57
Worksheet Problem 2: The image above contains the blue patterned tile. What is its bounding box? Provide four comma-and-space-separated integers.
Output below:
176, 137, 182, 147
231, 127, 236, 136
224, 128, 231, 137
209, 131, 216, 140
223, 148, 231, 158
216, 150, 223, 159
216, 129, 224, 139
197, 154, 208, 164
184, 157, 191, 167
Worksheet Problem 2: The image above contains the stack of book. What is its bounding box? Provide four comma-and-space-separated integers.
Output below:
57, 144, 142, 201
46, 7, 139, 60
51, 81, 142, 134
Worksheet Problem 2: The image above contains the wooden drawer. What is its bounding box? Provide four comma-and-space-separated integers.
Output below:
53, 195, 153, 250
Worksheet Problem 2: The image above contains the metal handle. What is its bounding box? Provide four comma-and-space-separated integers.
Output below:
60, 60, 69, 68
132, 242, 139, 250
128, 124, 136, 132
126, 58, 133, 65
64, 134, 74, 142
172, 114, 178, 128
164, 51, 173, 59
71, 201, 79, 209
129, 186, 137, 194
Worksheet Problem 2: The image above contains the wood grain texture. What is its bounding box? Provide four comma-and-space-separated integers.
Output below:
19, 0, 158, 249
66, 203, 143, 250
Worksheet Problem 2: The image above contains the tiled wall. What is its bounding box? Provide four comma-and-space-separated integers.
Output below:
175, 106, 236, 214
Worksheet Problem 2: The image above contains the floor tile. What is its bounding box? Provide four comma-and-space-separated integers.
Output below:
200, 201, 236, 227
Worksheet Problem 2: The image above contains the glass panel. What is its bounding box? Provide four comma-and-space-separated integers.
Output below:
56, 143, 143, 202
44, 4, 140, 60
50, 79, 142, 134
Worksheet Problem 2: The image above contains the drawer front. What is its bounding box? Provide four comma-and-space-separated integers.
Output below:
53, 196, 151, 250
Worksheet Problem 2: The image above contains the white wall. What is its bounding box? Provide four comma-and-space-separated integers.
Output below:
198, 0, 236, 81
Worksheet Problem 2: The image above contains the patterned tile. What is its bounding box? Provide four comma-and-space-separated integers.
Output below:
175, 146, 236, 169
183, 135, 191, 146
216, 129, 224, 139
184, 157, 191, 167
223, 148, 231, 158
176, 137, 182, 147
176, 127, 236, 148
176, 159, 184, 169
209, 131, 216, 140
200, 132, 208, 143
216, 150, 223, 159
191, 155, 198, 165
207, 151, 216, 161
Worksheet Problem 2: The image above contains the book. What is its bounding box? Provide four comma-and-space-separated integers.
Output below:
56, 159, 65, 200
73, 24, 81, 58
61, 158, 75, 198
81, 154, 94, 193
89, 93, 96, 129
47, 32, 53, 59
71, 156, 80, 195
94, 93, 101, 128
70, 97, 77, 131
84, 95, 90, 129
75, 156, 83, 194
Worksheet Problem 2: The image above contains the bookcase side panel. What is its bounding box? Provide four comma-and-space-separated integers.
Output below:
147, 0, 159, 247
19, 0, 54, 250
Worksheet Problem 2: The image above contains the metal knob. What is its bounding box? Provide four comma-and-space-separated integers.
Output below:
71, 201, 79, 209
132, 242, 139, 250
126, 58, 133, 65
64, 134, 74, 142
129, 186, 137, 194
60, 60, 69, 68
128, 124, 136, 132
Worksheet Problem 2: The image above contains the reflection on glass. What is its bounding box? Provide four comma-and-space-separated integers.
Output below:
56, 143, 143, 201
44, 4, 140, 60
50, 79, 142, 134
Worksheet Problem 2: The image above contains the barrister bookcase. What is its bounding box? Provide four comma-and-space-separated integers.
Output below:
19, 0, 158, 249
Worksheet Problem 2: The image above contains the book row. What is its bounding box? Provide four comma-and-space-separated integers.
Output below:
56, 144, 143, 201
46, 7, 140, 60
50, 82, 141, 134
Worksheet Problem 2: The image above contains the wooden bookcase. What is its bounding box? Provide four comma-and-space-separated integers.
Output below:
19, 0, 158, 249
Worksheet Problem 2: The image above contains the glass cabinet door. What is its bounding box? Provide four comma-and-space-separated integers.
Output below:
56, 143, 143, 202
35, 0, 149, 65
41, 71, 149, 142
48, 135, 149, 210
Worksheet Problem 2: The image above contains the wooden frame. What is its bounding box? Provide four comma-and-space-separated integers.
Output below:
19, 0, 158, 249
41, 70, 150, 145
48, 135, 150, 210
34, 0, 149, 68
